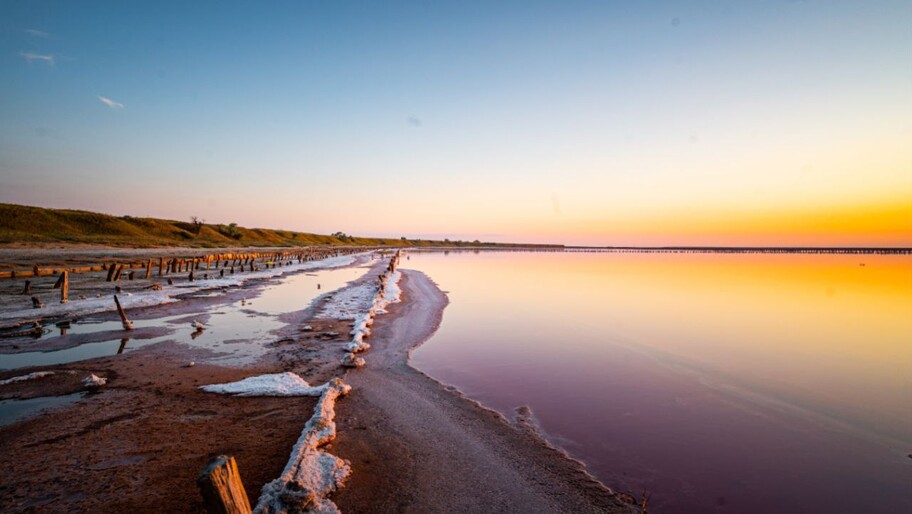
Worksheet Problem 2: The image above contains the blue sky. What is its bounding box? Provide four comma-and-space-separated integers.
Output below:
1, 1, 910, 245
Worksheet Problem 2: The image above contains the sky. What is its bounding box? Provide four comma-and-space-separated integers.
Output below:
0, 0, 910, 246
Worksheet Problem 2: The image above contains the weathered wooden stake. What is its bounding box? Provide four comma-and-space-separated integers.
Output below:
159, 257, 165, 276
113, 265, 125, 282
31, 296, 44, 309
146, 259, 153, 279
22, 280, 31, 295
105, 263, 117, 282
189, 270, 194, 282
197, 455, 252, 514
113, 295, 133, 330
60, 271, 69, 304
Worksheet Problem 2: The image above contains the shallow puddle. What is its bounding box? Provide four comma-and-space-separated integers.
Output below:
0, 392, 85, 427
0, 264, 371, 370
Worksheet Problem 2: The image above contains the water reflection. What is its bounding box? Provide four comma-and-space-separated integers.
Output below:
408, 251, 912, 514
0, 265, 369, 370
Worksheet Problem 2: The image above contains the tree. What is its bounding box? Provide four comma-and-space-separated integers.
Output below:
190, 216, 205, 235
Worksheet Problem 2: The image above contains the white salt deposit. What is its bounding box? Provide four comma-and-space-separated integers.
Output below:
341, 352, 366, 368
317, 284, 376, 320
200, 372, 328, 397
254, 378, 352, 514
372, 270, 402, 314
0, 371, 55, 386
81, 374, 107, 388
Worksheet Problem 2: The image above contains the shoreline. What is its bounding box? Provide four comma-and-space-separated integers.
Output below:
0, 253, 637, 512
332, 269, 637, 513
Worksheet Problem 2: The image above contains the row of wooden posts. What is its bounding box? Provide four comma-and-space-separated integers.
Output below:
0, 247, 372, 280
10, 247, 367, 308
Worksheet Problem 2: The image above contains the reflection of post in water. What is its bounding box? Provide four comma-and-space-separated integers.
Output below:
117, 337, 129, 354
56, 320, 71, 336
191, 329, 204, 340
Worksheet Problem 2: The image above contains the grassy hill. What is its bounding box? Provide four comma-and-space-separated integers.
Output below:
0, 203, 515, 248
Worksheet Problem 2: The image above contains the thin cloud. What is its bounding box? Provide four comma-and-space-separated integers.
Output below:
407, 116, 423, 127
20, 52, 55, 65
97, 95, 124, 109
25, 29, 50, 38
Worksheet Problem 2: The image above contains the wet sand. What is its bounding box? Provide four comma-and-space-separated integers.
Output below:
0, 344, 319, 512
333, 270, 637, 513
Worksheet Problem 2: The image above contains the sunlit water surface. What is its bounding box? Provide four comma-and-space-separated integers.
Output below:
408, 250, 912, 514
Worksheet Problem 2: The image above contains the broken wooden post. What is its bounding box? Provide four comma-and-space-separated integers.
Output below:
197, 455, 252, 514
128, 271, 135, 281
113, 265, 125, 282
31, 296, 44, 309
59, 271, 69, 304
189, 270, 194, 282
113, 295, 133, 330
146, 259, 153, 279
105, 263, 117, 282
158, 257, 165, 276
21, 280, 31, 295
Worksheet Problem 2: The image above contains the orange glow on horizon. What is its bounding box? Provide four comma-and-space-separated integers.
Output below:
506, 193, 912, 247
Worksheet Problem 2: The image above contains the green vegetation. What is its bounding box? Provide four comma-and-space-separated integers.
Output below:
0, 203, 552, 249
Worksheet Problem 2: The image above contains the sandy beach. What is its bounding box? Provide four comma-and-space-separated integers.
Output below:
0, 251, 637, 513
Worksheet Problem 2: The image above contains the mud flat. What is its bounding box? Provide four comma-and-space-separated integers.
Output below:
0, 253, 377, 512
332, 270, 638, 513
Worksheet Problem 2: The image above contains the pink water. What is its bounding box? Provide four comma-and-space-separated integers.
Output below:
408, 250, 912, 514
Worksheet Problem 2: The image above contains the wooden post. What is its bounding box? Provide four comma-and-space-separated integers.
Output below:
146, 259, 153, 279
197, 455, 252, 514
159, 257, 165, 276
59, 271, 69, 304
113, 295, 133, 330
113, 265, 125, 282
31, 296, 44, 309
106, 263, 117, 282
189, 270, 194, 282
128, 271, 135, 281
22, 280, 31, 295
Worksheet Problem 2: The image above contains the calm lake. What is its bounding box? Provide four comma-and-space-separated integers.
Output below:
407, 250, 912, 514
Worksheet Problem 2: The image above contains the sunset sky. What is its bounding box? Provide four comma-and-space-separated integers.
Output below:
1, 1, 910, 246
